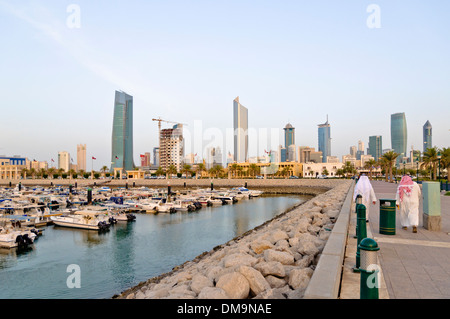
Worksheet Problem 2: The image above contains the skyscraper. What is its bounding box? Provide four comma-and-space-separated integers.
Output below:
318, 116, 331, 163
368, 135, 382, 161
284, 123, 295, 148
390, 112, 407, 164
423, 120, 432, 153
111, 90, 135, 171
233, 96, 248, 163
77, 144, 86, 172
58, 151, 70, 172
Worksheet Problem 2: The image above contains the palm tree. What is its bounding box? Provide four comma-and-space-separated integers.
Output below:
155, 167, 165, 177
100, 166, 109, 177
335, 168, 344, 178
20, 168, 28, 179
196, 163, 205, 179
441, 147, 450, 178
182, 164, 192, 179
248, 164, 259, 178
68, 169, 76, 180
47, 167, 56, 179
229, 163, 239, 179
364, 159, 377, 179
380, 151, 399, 183
343, 161, 354, 178
166, 165, 177, 179
421, 146, 439, 180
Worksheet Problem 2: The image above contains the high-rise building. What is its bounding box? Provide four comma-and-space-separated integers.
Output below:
77, 144, 86, 172
159, 124, 184, 172
206, 146, 223, 169
349, 146, 357, 158
318, 116, 331, 163
358, 140, 364, 152
233, 96, 248, 163
423, 120, 432, 153
58, 151, 70, 172
368, 135, 382, 161
111, 90, 135, 171
390, 112, 407, 164
153, 147, 160, 167
140, 152, 151, 167
284, 123, 295, 148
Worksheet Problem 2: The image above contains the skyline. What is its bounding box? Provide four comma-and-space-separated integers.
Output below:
1, 1, 449, 170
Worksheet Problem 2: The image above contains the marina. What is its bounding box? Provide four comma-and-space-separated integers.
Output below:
0, 184, 310, 299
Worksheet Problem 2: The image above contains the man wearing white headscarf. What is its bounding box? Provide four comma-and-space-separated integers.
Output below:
395, 175, 421, 233
353, 174, 377, 220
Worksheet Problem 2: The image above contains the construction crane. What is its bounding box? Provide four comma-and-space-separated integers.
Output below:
152, 117, 187, 166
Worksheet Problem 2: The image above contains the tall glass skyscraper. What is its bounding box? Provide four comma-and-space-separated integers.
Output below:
233, 96, 248, 163
284, 123, 295, 148
318, 117, 331, 163
423, 120, 432, 153
390, 112, 407, 164
111, 90, 135, 171
368, 135, 382, 161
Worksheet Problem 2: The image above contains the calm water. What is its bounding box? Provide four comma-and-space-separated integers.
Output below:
0, 195, 308, 299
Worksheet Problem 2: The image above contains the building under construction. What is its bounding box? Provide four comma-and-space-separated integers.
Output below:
159, 124, 184, 172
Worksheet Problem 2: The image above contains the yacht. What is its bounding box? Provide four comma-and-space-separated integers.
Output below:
0, 225, 37, 249
50, 211, 111, 231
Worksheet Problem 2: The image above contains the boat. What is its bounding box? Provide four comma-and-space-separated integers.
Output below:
0, 225, 37, 249
50, 211, 111, 231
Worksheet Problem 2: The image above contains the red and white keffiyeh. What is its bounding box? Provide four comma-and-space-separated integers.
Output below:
398, 175, 414, 202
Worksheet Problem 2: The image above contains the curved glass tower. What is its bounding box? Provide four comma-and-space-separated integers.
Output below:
423, 120, 432, 153
390, 112, 407, 164
111, 90, 135, 171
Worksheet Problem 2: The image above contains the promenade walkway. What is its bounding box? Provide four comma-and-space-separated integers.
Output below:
340, 180, 450, 299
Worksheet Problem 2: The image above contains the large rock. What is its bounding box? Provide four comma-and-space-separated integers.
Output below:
190, 274, 214, 295
198, 287, 229, 299
223, 253, 258, 268
254, 261, 286, 277
238, 266, 271, 296
288, 268, 314, 290
250, 239, 274, 255
263, 249, 294, 265
216, 272, 250, 299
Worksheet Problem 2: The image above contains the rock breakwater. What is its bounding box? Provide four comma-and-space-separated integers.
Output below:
114, 179, 352, 299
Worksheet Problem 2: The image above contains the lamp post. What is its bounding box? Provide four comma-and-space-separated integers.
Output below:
437, 151, 441, 181
403, 161, 406, 175
416, 159, 419, 182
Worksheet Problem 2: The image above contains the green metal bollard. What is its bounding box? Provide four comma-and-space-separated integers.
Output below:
353, 194, 363, 238
359, 238, 380, 299
353, 204, 367, 272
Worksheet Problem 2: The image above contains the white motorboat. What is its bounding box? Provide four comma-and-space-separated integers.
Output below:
0, 226, 37, 249
50, 211, 111, 231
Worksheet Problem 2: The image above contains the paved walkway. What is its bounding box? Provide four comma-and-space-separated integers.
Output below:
340, 180, 450, 299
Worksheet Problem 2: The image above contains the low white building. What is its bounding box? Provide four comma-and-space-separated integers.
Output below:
302, 162, 344, 178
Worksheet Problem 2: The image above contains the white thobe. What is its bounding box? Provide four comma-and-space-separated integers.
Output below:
396, 182, 421, 227
353, 177, 377, 214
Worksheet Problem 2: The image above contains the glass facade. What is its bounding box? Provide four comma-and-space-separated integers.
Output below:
390, 113, 407, 164
368, 135, 382, 161
423, 120, 432, 153
233, 97, 248, 163
111, 90, 135, 171
284, 124, 295, 148
318, 119, 331, 163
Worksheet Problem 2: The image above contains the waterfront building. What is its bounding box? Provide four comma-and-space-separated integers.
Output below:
342, 155, 357, 167
234, 161, 303, 178
58, 151, 70, 172
31, 160, 48, 171
0, 156, 26, 180
390, 112, 407, 165
368, 135, 382, 161
360, 154, 375, 168
233, 96, 248, 163
111, 90, 135, 171
423, 120, 432, 153
326, 156, 339, 163
184, 153, 195, 165
159, 124, 184, 172
318, 117, 331, 163
77, 144, 86, 172
303, 162, 343, 178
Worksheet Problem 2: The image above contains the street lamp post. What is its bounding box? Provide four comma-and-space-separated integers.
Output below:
416, 160, 419, 182
403, 161, 406, 175
437, 151, 441, 181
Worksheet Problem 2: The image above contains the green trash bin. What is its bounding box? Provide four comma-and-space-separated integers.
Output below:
379, 199, 396, 235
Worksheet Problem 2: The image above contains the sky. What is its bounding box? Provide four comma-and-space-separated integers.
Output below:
0, 0, 449, 170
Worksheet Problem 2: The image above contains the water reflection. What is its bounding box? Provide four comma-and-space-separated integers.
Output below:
0, 195, 308, 299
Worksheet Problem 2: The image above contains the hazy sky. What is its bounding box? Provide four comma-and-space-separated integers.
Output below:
0, 0, 449, 170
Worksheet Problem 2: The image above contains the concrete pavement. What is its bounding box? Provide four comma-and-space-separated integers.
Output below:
340, 180, 450, 299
